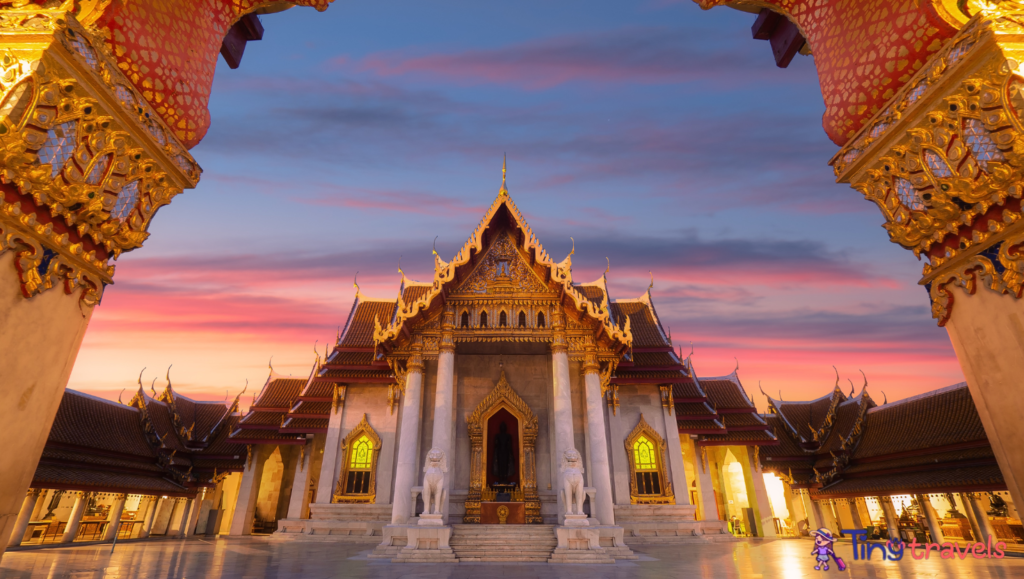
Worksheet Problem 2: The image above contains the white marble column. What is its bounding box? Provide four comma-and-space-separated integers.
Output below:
801, 492, 821, 529
550, 312, 575, 522
30, 490, 49, 522
315, 386, 346, 505
582, 350, 614, 525
176, 499, 193, 538
659, 388, 690, 505
917, 494, 944, 543
880, 496, 900, 540
102, 494, 126, 541
140, 497, 159, 538
286, 439, 315, 519
391, 344, 425, 524
7, 489, 39, 547
692, 440, 720, 521
969, 493, 997, 543
229, 446, 264, 535
184, 492, 205, 538
746, 447, 777, 537
432, 346, 455, 523
60, 492, 88, 543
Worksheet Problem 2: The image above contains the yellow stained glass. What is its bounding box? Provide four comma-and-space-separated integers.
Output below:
634, 436, 657, 471
350, 435, 373, 470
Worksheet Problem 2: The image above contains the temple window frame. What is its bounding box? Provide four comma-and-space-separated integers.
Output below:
518, 310, 527, 328
499, 310, 508, 327
333, 414, 382, 504
479, 310, 488, 328
460, 310, 470, 328
537, 311, 545, 328
624, 413, 674, 505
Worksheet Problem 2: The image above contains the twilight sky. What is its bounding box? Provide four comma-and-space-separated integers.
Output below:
68, 0, 964, 411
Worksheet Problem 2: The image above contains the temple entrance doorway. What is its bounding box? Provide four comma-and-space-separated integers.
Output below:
465, 369, 542, 523
486, 409, 520, 495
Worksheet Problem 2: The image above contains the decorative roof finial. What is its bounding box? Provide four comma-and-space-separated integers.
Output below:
833, 365, 840, 389
758, 380, 767, 398
353, 272, 360, 294
398, 256, 404, 278
150, 378, 157, 397
166, 364, 173, 391
733, 357, 739, 373
648, 271, 654, 291
860, 369, 868, 391
882, 391, 888, 404
604, 257, 610, 277
137, 367, 146, 390
569, 237, 575, 257
689, 341, 694, 357
499, 153, 508, 195
848, 379, 855, 397
433, 236, 439, 257
119, 388, 125, 405
268, 356, 274, 374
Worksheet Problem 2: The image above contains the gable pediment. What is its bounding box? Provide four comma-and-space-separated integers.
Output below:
452, 231, 551, 296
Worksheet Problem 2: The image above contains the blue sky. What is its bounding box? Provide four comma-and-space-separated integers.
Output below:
69, 0, 963, 409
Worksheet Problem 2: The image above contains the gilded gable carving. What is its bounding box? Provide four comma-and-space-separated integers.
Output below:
454, 233, 549, 295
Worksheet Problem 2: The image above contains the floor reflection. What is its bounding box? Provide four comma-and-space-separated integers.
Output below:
1, 537, 1022, 579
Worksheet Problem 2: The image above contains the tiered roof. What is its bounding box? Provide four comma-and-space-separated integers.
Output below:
32, 387, 245, 497
226, 187, 773, 447
759, 381, 1004, 498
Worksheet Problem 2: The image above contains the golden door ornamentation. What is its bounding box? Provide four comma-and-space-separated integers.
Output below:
464, 368, 542, 523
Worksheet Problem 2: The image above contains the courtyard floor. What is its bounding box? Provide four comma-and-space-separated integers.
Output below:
2, 536, 1022, 579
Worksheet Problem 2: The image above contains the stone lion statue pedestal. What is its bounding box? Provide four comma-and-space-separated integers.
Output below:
548, 449, 614, 564
393, 448, 458, 563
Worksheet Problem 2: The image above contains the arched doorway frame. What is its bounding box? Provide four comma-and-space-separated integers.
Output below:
465, 368, 541, 523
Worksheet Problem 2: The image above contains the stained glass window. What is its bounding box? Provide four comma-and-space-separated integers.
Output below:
350, 435, 373, 470
634, 436, 657, 471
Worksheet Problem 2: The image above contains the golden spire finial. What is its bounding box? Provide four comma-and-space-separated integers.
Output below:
499, 153, 508, 196
353, 272, 360, 294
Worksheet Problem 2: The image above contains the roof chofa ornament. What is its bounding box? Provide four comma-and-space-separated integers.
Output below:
499, 153, 508, 196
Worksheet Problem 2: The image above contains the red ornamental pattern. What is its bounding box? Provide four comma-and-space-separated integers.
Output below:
694, 0, 959, 146
85, 0, 336, 149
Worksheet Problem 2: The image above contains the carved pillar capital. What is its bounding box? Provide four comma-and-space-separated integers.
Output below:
0, 7, 199, 307
407, 339, 424, 373
582, 347, 599, 375
828, 14, 1024, 326
439, 304, 455, 353
550, 310, 567, 353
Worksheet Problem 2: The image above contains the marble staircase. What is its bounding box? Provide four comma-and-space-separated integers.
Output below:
449, 524, 557, 562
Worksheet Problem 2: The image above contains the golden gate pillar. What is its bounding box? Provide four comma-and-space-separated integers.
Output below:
0, 0, 336, 557
694, 0, 1024, 515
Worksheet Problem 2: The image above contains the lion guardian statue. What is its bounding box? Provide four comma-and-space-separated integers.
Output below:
421, 447, 448, 516
560, 448, 586, 516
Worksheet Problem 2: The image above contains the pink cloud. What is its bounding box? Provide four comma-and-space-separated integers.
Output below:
346, 27, 775, 90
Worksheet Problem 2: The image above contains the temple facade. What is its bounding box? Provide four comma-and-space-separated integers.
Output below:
214, 185, 784, 561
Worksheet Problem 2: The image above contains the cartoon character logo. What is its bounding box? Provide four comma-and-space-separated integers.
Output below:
811, 528, 847, 571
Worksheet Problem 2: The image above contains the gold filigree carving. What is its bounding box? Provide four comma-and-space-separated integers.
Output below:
373, 194, 632, 351
0, 8, 198, 304
625, 414, 674, 505
333, 413, 381, 504
464, 368, 541, 524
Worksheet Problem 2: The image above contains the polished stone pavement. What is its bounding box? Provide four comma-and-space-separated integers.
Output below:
2, 537, 1023, 579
